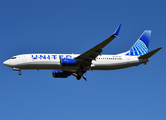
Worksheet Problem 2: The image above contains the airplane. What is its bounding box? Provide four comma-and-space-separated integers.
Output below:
3, 25, 162, 81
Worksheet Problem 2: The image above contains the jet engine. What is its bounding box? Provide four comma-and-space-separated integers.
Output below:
52, 70, 71, 78
60, 58, 77, 67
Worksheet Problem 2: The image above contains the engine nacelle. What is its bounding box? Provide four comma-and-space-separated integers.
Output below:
52, 70, 70, 78
60, 58, 77, 67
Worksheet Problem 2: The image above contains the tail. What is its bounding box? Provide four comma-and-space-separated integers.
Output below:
126, 30, 151, 56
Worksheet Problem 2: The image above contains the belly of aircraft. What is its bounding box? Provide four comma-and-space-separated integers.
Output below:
13, 59, 147, 71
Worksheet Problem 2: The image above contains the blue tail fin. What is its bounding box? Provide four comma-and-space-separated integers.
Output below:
126, 30, 151, 56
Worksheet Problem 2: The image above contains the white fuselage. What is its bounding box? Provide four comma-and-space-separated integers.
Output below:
3, 53, 148, 71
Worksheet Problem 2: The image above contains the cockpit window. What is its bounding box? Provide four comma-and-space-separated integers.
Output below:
11, 57, 17, 59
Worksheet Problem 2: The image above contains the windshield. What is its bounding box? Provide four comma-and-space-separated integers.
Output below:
10, 57, 17, 59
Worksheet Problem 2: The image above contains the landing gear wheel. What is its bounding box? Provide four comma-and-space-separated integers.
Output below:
18, 71, 22, 75
76, 75, 81, 80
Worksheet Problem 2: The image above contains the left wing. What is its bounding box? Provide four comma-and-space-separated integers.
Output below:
75, 24, 122, 68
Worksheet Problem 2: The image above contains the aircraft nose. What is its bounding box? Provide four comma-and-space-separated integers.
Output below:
3, 60, 10, 66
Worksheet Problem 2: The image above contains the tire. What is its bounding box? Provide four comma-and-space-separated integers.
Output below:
76, 75, 81, 80
18, 71, 22, 75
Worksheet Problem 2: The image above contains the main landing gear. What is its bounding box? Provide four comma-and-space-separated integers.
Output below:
76, 75, 81, 80
75, 67, 87, 81
71, 68, 87, 81
80, 67, 87, 81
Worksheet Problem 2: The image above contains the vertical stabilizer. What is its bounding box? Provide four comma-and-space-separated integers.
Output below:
126, 30, 151, 56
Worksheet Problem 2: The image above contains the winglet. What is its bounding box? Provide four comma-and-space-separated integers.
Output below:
114, 24, 122, 37
139, 47, 162, 59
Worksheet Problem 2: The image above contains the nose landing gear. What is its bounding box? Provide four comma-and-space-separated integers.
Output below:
13, 68, 22, 75
18, 71, 22, 75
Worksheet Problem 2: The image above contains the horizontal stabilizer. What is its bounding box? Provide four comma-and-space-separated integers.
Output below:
139, 47, 162, 59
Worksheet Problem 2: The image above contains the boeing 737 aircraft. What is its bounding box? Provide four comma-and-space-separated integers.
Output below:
3, 25, 162, 81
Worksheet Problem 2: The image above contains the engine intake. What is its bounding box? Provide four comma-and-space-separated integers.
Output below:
52, 70, 71, 78
60, 58, 76, 67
